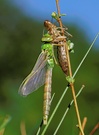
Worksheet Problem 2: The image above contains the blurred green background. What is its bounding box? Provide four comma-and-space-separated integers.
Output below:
0, 0, 99, 135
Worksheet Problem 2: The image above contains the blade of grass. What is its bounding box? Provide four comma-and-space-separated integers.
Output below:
73, 33, 99, 78
0, 115, 11, 135
0, 115, 11, 131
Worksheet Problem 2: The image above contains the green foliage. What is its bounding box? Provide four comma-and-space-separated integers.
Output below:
0, 0, 99, 135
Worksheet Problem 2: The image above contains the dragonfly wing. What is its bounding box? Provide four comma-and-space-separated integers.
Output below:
19, 51, 48, 96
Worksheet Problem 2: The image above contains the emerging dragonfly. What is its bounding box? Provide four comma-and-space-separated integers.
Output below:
19, 20, 74, 125
19, 33, 54, 125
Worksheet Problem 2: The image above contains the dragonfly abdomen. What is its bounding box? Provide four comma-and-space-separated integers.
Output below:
43, 67, 52, 125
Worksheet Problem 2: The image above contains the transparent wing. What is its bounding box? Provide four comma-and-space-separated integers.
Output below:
19, 51, 48, 96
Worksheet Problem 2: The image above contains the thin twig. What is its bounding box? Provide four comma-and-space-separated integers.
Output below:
55, 0, 84, 134
79, 117, 87, 135
89, 122, 99, 135
54, 85, 85, 135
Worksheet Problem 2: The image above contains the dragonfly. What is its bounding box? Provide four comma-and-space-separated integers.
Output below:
19, 33, 54, 125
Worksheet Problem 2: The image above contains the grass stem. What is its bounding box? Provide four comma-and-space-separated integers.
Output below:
55, 0, 84, 134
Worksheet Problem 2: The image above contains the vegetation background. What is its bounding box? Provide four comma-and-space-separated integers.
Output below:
0, 0, 99, 134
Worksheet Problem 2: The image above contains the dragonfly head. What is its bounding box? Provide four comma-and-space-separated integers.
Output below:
44, 20, 52, 30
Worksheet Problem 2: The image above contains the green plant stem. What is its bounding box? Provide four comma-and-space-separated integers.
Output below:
53, 85, 85, 135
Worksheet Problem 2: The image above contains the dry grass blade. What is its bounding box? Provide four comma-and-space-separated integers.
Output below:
20, 121, 27, 135
0, 129, 5, 135
89, 122, 99, 135
79, 117, 87, 135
